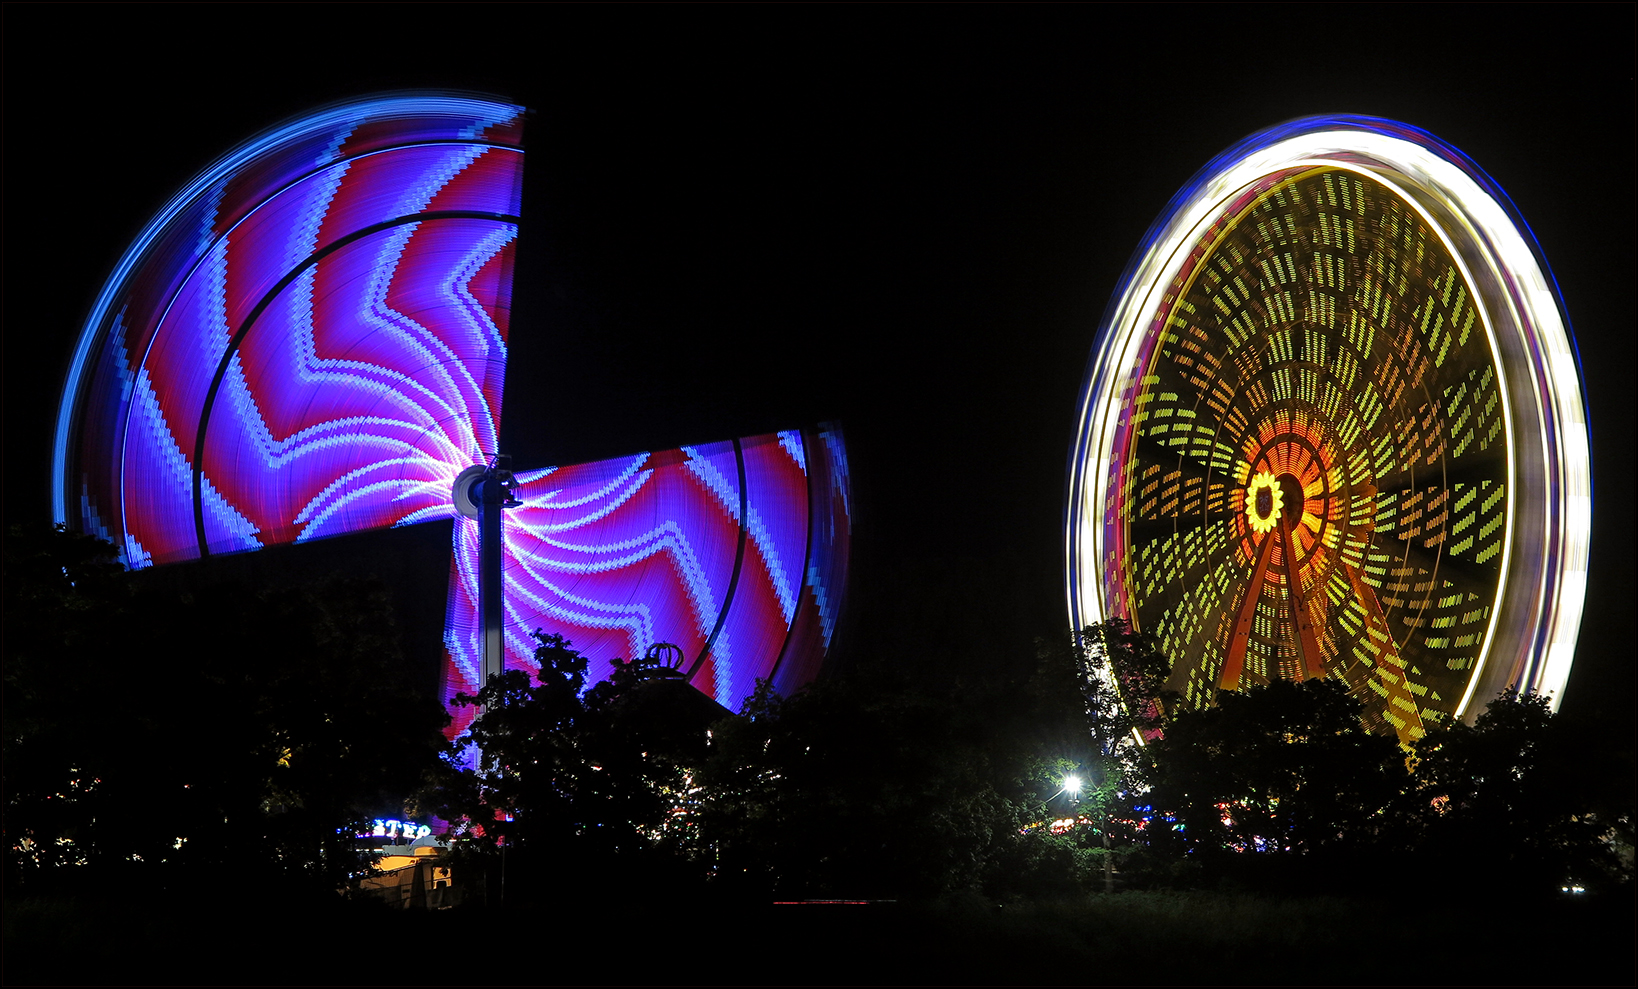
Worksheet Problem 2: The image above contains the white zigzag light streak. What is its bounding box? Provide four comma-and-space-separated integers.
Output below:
131, 367, 260, 554
215, 218, 517, 537
203, 149, 514, 540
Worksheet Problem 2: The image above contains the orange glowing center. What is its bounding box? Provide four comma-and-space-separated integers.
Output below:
1245, 471, 1282, 535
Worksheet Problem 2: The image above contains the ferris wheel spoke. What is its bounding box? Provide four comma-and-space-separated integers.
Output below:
1126, 515, 1215, 549
1133, 433, 1221, 483
1278, 514, 1326, 681
1218, 530, 1279, 692
1337, 561, 1427, 739
1126, 515, 1243, 612
1127, 434, 1237, 527
1157, 549, 1256, 703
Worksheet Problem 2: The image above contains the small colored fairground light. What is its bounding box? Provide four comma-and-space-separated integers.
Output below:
1561, 883, 1587, 894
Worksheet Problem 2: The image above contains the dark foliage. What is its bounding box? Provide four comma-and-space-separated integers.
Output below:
420, 607, 1634, 906
419, 632, 705, 902
423, 611, 1107, 903
2, 523, 449, 895
688, 619, 1161, 901
696, 671, 1023, 900
1080, 617, 1172, 742
9, 524, 1627, 909
1128, 680, 1634, 898
1069, 618, 1174, 891
1139, 679, 1412, 891
1410, 691, 1630, 896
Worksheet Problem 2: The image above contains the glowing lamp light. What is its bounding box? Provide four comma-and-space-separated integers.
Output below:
1063, 775, 1083, 797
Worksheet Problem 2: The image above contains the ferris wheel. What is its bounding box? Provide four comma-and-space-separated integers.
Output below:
1066, 116, 1590, 742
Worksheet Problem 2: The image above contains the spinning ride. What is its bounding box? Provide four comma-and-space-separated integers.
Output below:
54, 94, 851, 729
1066, 117, 1589, 741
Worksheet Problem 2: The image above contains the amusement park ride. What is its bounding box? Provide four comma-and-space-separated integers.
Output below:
1067, 116, 1589, 742
53, 95, 852, 736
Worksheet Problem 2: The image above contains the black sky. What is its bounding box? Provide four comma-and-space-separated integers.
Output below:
4, 8, 1631, 725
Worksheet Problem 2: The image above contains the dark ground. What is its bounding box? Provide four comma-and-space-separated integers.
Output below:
4, 889, 1633, 986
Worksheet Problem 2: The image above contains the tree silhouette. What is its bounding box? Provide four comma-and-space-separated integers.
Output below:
422, 632, 705, 902
1144, 679, 1410, 874
695, 671, 1021, 900
1072, 619, 1172, 890
1411, 691, 1629, 896
2, 522, 448, 894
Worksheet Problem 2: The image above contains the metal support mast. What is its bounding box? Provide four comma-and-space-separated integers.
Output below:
454, 457, 521, 691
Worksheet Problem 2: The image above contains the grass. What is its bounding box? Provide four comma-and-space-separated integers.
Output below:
5, 887, 1632, 985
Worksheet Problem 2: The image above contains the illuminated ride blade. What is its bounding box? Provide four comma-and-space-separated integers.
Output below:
56, 95, 525, 567
442, 425, 852, 738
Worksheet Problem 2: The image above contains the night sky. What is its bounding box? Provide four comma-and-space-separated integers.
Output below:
5, 9, 1631, 727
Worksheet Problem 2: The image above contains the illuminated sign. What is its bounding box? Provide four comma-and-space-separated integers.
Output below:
369, 819, 434, 841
